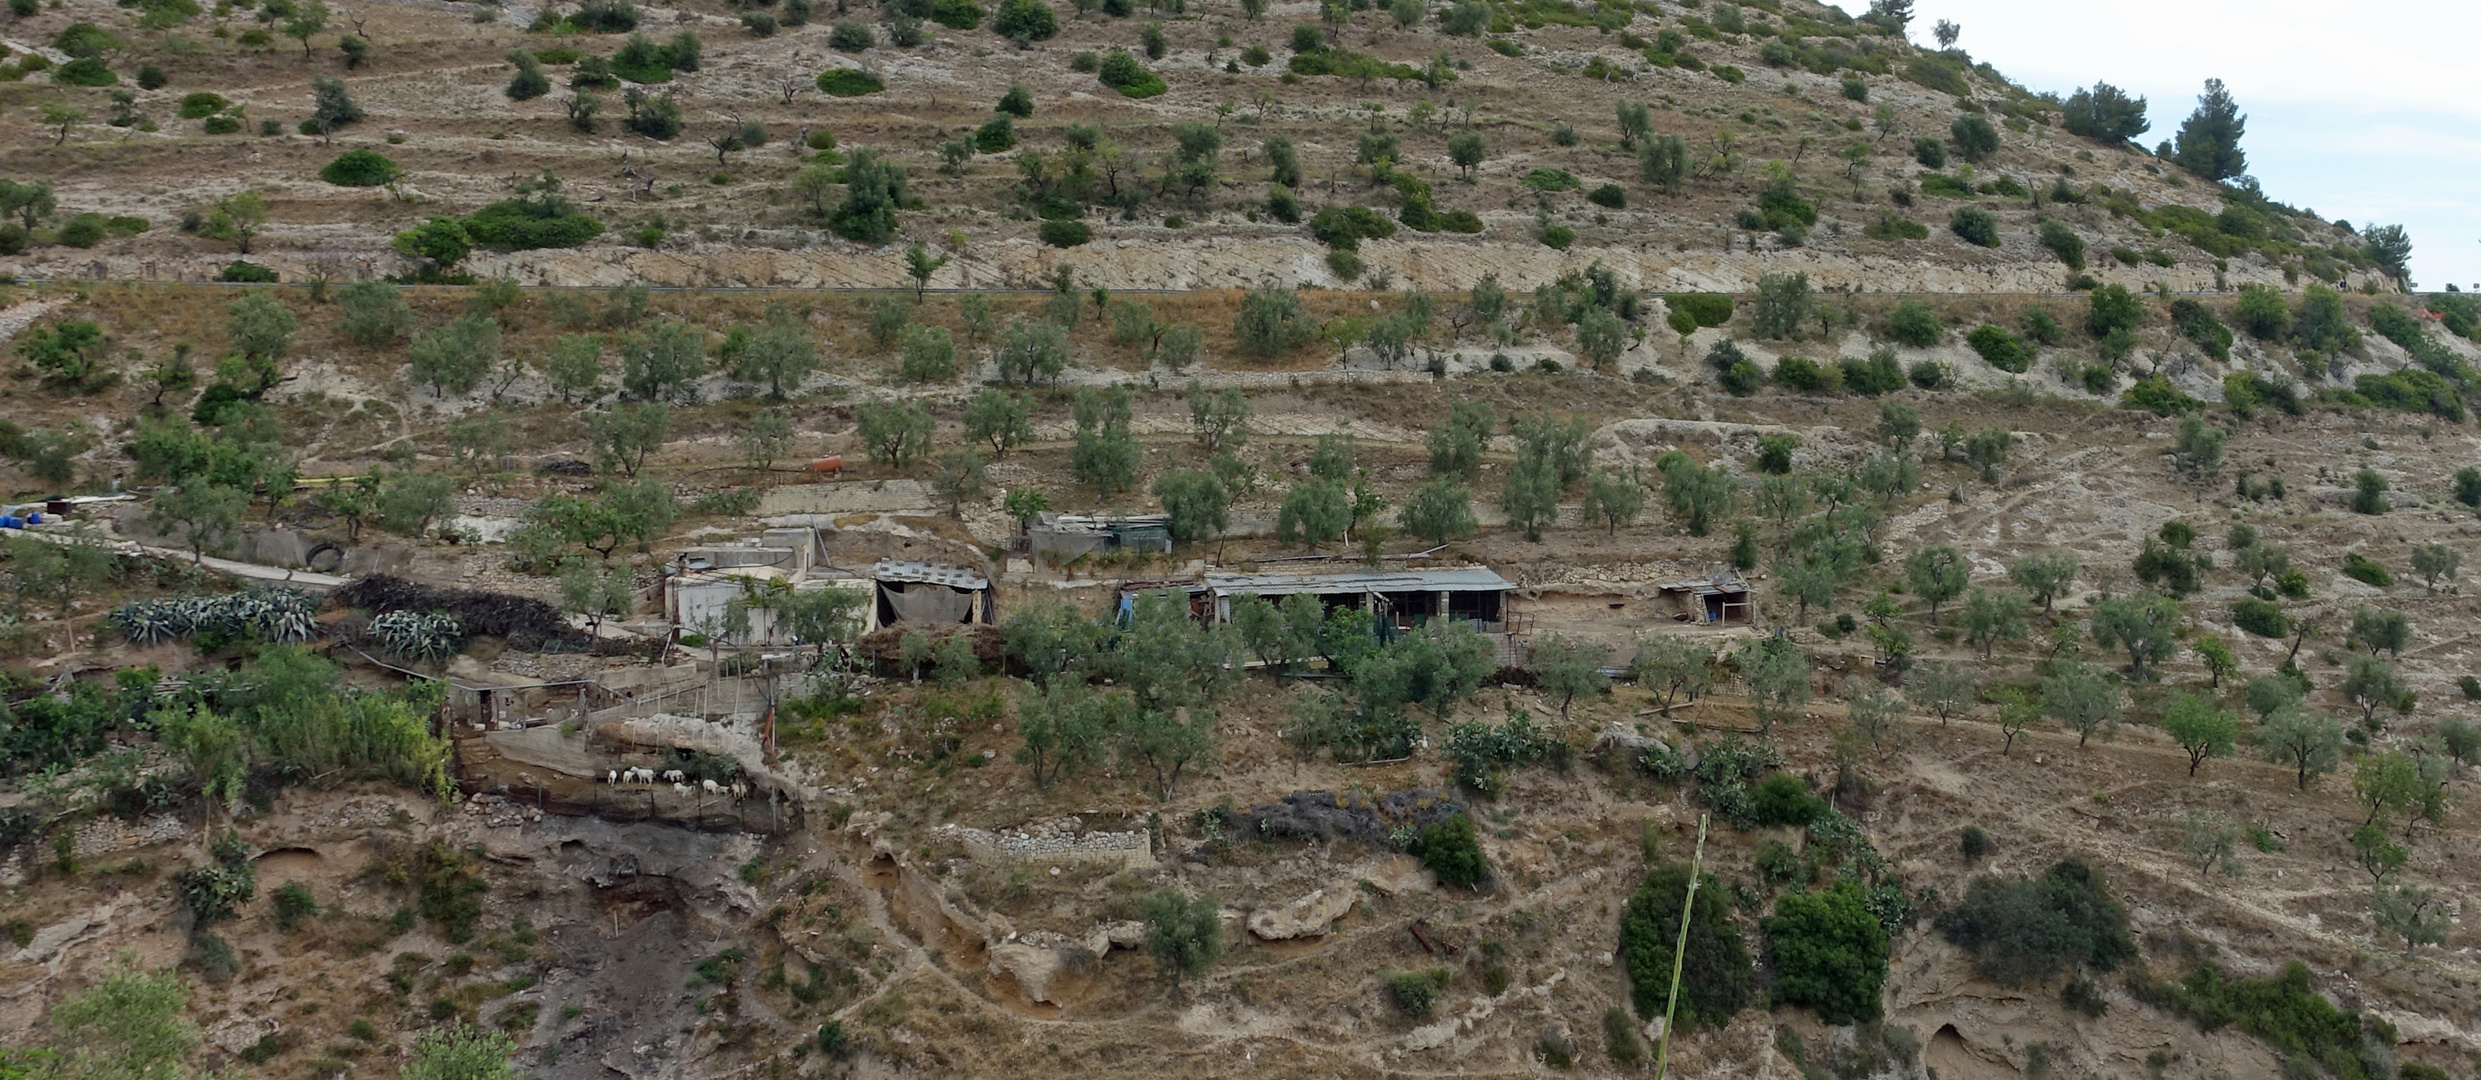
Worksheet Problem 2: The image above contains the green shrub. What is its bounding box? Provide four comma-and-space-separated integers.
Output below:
1382, 968, 1450, 1017
1912, 137, 1946, 168
1908, 360, 1947, 389
320, 148, 402, 187
2342, 554, 2391, 587
1408, 813, 1487, 888
1586, 183, 1625, 209
1863, 211, 1928, 241
1839, 350, 1905, 396
991, 0, 1058, 40
57, 58, 116, 86
1763, 882, 1888, 1024
2348, 369, 2466, 422
1883, 300, 1941, 346
178, 92, 229, 119
1036, 219, 1089, 247
816, 68, 884, 96
827, 20, 874, 49
1772, 356, 1836, 393
1619, 862, 1751, 1028
972, 113, 1016, 152
1665, 292, 1733, 327
1959, 825, 1989, 860
1934, 857, 2134, 987
2037, 219, 2084, 270
931, 0, 984, 28
2126, 961, 2379, 1080
2170, 299, 2233, 361
1521, 167, 1579, 192
463, 197, 602, 250
219, 261, 279, 283
2122, 375, 2202, 415
1917, 172, 1971, 198
2232, 599, 2289, 638
1966, 325, 2029, 372
1949, 206, 1999, 247
272, 881, 318, 930
1749, 772, 1824, 827
1095, 49, 1165, 96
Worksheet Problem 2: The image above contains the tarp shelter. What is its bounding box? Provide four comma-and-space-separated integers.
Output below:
1199, 567, 1514, 631
1028, 513, 1174, 565
875, 561, 994, 626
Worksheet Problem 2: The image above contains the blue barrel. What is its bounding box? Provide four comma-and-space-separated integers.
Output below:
22, 512, 39, 525
0, 516, 25, 529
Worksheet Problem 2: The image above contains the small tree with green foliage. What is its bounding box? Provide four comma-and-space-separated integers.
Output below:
1763, 882, 1887, 1025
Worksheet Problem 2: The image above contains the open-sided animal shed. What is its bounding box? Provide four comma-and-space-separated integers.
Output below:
1655, 570, 1755, 624
1198, 566, 1515, 631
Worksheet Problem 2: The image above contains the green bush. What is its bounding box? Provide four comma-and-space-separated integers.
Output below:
816, 68, 884, 96
2087, 284, 2143, 336
2170, 298, 2233, 361
1619, 863, 1751, 1028
1863, 211, 1929, 241
57, 58, 116, 86
320, 148, 402, 187
2037, 219, 2084, 270
2127, 961, 2383, 1080
1749, 771, 1825, 827
1096, 49, 1166, 97
1949, 206, 1999, 247
1883, 300, 1941, 346
271, 881, 318, 930
1934, 857, 2134, 987
1911, 137, 1946, 168
1383, 968, 1450, 1017
1037, 218, 1090, 248
219, 261, 279, 283
1959, 825, 1990, 860
1586, 183, 1625, 209
827, 20, 874, 49
1912, 174, 1971, 200
1908, 360, 1947, 389
2232, 599, 2290, 638
463, 197, 603, 250
931, 0, 984, 28
991, 0, 1058, 40
1966, 325, 2029, 372
1408, 813, 1487, 888
203, 114, 242, 134
972, 113, 1016, 152
2342, 554, 2391, 587
1839, 350, 1905, 395
1772, 356, 1836, 393
1665, 292, 1733, 327
2122, 375, 2202, 415
2348, 369, 2466, 422
1763, 882, 1888, 1024
178, 92, 229, 119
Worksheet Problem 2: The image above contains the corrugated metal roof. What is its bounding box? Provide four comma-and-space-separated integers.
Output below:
874, 561, 990, 589
1202, 566, 1512, 596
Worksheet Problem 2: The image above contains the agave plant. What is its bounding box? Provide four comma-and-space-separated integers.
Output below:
111, 600, 185, 645
237, 588, 320, 643
369, 609, 463, 662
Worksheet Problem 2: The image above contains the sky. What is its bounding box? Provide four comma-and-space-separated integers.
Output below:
1817, 0, 2481, 292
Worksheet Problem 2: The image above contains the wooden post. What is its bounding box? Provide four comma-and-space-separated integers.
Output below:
1653, 814, 1708, 1080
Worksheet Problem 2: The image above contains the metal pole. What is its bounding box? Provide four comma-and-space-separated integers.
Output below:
1653, 813, 1708, 1080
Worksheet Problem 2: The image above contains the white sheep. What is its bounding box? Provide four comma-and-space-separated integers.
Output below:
607, 770, 618, 784
729, 781, 748, 799
673, 782, 692, 795
702, 779, 722, 795
632, 768, 652, 783
663, 769, 686, 783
